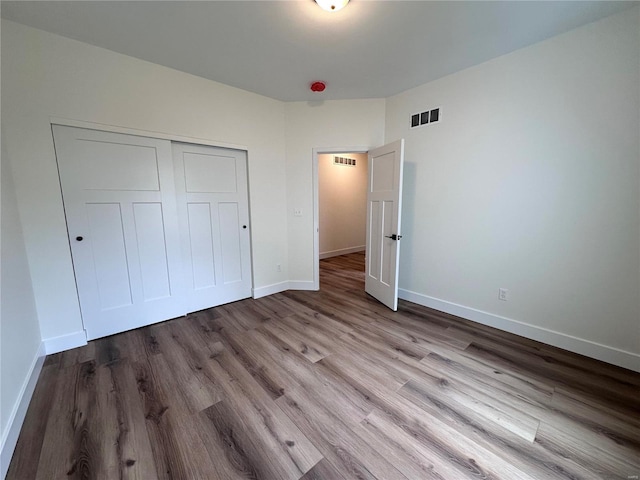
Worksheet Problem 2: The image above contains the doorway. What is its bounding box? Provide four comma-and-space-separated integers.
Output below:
318, 152, 368, 258
312, 146, 370, 290
312, 140, 405, 310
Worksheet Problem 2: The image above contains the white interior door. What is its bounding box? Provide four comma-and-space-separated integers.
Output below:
365, 139, 404, 310
53, 125, 185, 339
172, 143, 252, 312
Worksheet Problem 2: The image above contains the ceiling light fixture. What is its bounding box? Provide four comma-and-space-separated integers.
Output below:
315, 0, 349, 12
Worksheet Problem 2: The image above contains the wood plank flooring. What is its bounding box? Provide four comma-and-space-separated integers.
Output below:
7, 252, 640, 479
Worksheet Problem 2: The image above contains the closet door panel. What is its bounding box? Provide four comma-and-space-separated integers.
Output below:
53, 125, 185, 340
173, 143, 252, 313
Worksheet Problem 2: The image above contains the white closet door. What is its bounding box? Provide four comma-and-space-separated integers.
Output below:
172, 142, 252, 312
53, 125, 185, 340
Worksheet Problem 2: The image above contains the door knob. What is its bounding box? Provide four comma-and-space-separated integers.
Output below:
242, 225, 247, 229
76, 236, 84, 241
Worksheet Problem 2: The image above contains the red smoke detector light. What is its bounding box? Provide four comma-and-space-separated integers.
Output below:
310, 81, 326, 92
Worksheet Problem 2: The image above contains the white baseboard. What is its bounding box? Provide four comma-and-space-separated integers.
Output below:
287, 281, 317, 291
398, 289, 640, 373
253, 280, 318, 299
319, 246, 365, 260
1, 342, 46, 479
253, 281, 290, 299
43, 330, 87, 355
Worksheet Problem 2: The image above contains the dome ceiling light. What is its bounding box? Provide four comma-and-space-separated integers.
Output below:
315, 0, 349, 12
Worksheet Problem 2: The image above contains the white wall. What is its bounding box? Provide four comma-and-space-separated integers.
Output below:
385, 8, 640, 370
3, 7, 638, 376
1, 20, 289, 348
319, 152, 368, 258
284, 100, 385, 283
1, 140, 44, 476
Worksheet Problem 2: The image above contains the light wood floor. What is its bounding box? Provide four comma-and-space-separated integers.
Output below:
7, 252, 640, 479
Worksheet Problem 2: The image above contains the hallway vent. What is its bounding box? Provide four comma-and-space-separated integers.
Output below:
334, 156, 356, 167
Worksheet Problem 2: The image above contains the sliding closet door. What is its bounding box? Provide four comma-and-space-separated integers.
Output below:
173, 143, 252, 312
53, 125, 185, 340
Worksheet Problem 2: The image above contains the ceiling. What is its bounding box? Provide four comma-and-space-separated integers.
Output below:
1, 1, 635, 102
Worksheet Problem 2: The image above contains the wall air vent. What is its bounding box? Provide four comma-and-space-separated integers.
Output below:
410, 107, 441, 129
334, 156, 356, 167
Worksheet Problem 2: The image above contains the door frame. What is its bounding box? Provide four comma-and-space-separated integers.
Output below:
51, 117, 248, 151
312, 145, 372, 290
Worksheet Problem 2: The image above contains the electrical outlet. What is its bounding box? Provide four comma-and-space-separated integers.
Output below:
293, 208, 302, 217
276, 264, 281, 272
498, 288, 509, 301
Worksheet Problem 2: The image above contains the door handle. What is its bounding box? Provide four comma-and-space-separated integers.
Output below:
385, 234, 402, 241
76, 236, 84, 242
